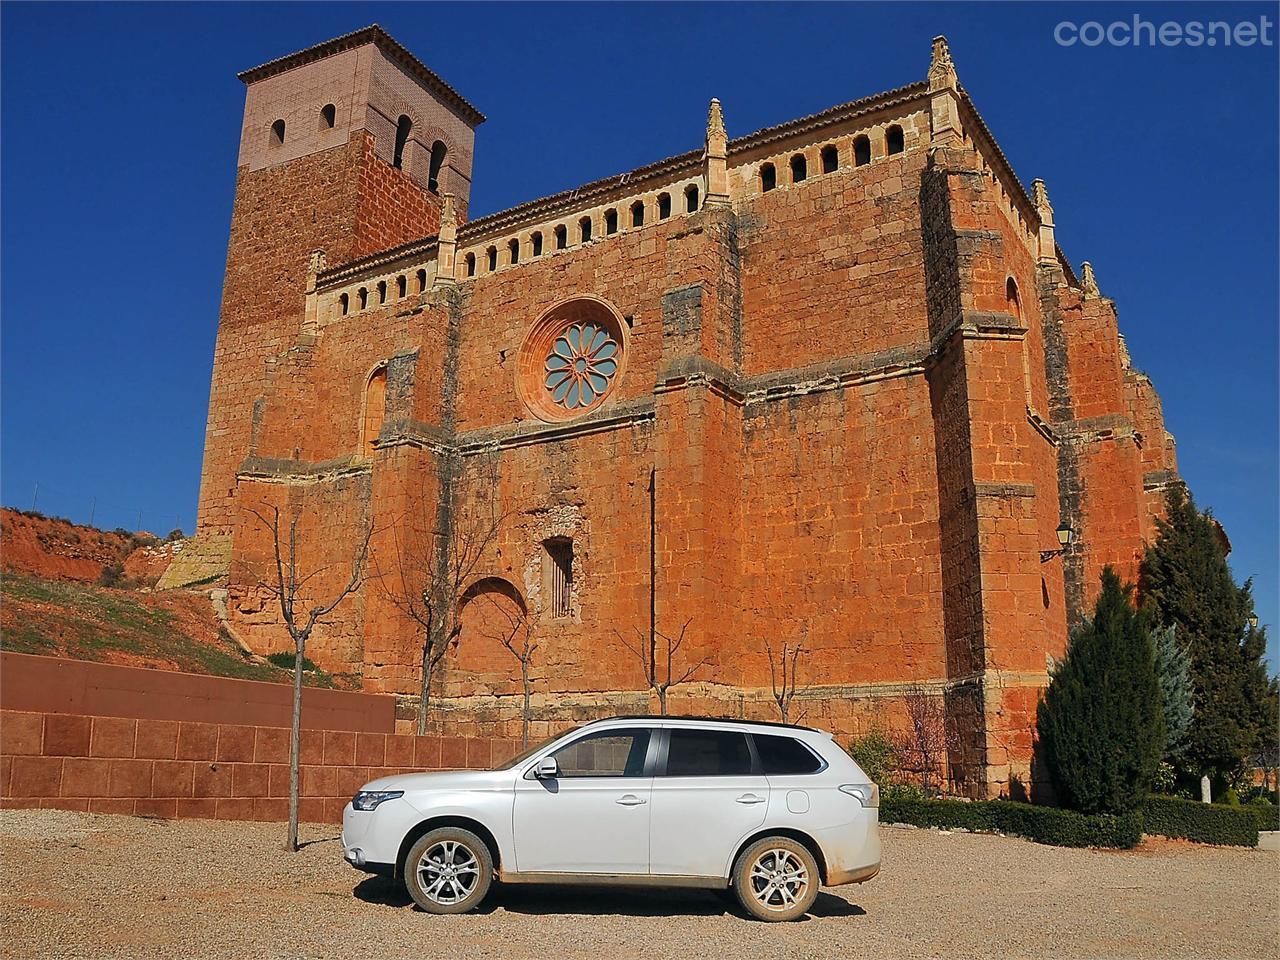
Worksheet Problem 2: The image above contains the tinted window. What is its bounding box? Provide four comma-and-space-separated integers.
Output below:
551, 729, 650, 778
755, 735, 822, 775
664, 730, 753, 776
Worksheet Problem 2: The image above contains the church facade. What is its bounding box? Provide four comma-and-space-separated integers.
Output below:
167, 26, 1179, 796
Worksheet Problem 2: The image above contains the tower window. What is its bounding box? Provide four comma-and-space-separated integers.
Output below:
886, 124, 904, 156
630, 200, 645, 227
361, 366, 387, 454
428, 140, 447, 193
760, 163, 776, 192
465, 253, 476, 277
1006, 278, 1022, 321
270, 119, 285, 146
397, 275, 407, 299
544, 538, 573, 619
821, 145, 838, 174
393, 115, 412, 169
531, 231, 543, 257
358, 287, 368, 310
579, 216, 592, 243
555, 225, 567, 250
486, 246, 498, 271
340, 293, 349, 316
377, 280, 387, 304
791, 154, 807, 183
509, 238, 520, 265
658, 193, 671, 219
853, 135, 871, 167
605, 209, 618, 235
416, 268, 427, 293
685, 184, 699, 212
320, 104, 336, 130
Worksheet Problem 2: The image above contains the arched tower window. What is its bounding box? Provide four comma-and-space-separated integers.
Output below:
508, 238, 520, 265
486, 246, 498, 271
531, 231, 543, 257
393, 115, 412, 169
886, 124, 904, 156
658, 193, 672, 219
579, 216, 592, 243
397, 275, 407, 299
465, 253, 476, 277
630, 200, 645, 227
685, 184, 699, 212
339, 293, 349, 316
605, 209, 618, 235
428, 140, 447, 192
377, 280, 387, 304
361, 366, 387, 454
821, 145, 838, 174
555, 225, 567, 249
760, 163, 776, 192
358, 287, 368, 310
1006, 278, 1022, 321
320, 104, 336, 130
270, 119, 286, 146
416, 268, 427, 293
853, 135, 871, 166
790, 153, 807, 183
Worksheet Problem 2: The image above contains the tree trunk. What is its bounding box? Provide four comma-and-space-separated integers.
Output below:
287, 640, 304, 852
658, 687, 667, 716
418, 645, 432, 736
521, 661, 531, 748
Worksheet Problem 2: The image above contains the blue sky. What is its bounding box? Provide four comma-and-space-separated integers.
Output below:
2, 3, 1276, 664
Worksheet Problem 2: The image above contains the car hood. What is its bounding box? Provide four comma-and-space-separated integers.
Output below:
359, 768, 512, 794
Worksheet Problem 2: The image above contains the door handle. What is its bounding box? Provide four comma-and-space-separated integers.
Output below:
735, 794, 766, 805
615, 794, 647, 806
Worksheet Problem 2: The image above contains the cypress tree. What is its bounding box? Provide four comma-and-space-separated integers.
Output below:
1037, 568, 1165, 814
1140, 486, 1278, 781
1151, 623, 1194, 760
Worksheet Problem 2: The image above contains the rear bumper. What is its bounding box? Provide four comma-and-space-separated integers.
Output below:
826, 861, 880, 886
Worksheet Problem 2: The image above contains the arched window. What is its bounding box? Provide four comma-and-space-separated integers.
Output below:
630, 200, 645, 227
684, 184, 699, 213
508, 238, 520, 265
486, 246, 498, 271
790, 154, 807, 183
1006, 278, 1022, 321
853, 135, 871, 167
361, 366, 387, 454
886, 124, 904, 156
340, 293, 349, 316
760, 163, 776, 192
658, 193, 671, 219
270, 119, 285, 146
821, 145, 838, 174
320, 104, 336, 130
579, 216, 592, 243
397, 275, 407, 299
428, 140, 447, 192
377, 280, 387, 304
531, 231, 543, 257
393, 115, 412, 169
416, 269, 427, 293
555, 225, 567, 249
358, 287, 368, 310
465, 253, 476, 277
605, 209, 618, 235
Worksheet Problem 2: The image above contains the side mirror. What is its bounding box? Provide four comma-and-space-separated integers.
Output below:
535, 757, 559, 779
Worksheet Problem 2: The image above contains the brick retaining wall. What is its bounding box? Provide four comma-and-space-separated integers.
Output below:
0, 710, 520, 823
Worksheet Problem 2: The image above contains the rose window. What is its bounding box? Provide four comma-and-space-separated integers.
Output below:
544, 323, 620, 410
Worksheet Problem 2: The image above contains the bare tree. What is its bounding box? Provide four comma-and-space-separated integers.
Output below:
246, 505, 371, 852
764, 636, 808, 724
616, 618, 705, 715
476, 592, 539, 748
893, 684, 959, 798
374, 482, 508, 735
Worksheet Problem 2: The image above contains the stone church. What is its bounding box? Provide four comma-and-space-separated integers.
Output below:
163, 25, 1179, 796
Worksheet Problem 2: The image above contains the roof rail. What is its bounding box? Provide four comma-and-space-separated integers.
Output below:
582, 714, 820, 734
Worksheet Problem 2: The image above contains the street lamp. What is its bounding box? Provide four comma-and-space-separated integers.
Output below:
1249, 614, 1259, 631
1040, 523, 1075, 563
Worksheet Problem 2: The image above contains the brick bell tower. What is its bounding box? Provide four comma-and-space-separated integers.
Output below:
163, 26, 483, 587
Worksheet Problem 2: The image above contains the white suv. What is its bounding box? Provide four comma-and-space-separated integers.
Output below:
341, 716, 880, 921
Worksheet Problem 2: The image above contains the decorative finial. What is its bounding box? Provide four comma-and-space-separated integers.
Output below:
707, 98, 726, 144
703, 98, 730, 208
308, 249, 326, 274
441, 193, 457, 230
1081, 261, 1100, 299
928, 35, 958, 92
1032, 179, 1052, 217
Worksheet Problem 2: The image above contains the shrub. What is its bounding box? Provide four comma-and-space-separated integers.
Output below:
165, 528, 185, 542
879, 795, 1141, 849
1142, 795, 1259, 846
1245, 802, 1278, 833
848, 730, 898, 787
97, 563, 125, 588
266, 651, 318, 672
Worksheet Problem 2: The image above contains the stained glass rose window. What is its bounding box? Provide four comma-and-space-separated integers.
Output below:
544, 323, 620, 410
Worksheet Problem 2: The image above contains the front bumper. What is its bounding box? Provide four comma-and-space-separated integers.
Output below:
341, 800, 408, 878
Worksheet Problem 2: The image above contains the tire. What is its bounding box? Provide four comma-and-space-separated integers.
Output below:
403, 828, 493, 915
732, 836, 820, 922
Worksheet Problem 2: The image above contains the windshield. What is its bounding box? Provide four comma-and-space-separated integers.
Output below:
491, 727, 574, 770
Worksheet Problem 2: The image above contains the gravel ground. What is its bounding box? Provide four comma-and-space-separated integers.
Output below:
1, 809, 1275, 960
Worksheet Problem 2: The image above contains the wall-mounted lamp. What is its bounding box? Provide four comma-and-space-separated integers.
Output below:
1039, 523, 1075, 563
1249, 614, 1259, 631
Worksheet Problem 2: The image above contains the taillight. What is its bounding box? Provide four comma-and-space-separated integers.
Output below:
838, 783, 879, 808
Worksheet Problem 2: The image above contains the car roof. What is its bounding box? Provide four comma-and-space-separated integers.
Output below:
581, 715, 826, 736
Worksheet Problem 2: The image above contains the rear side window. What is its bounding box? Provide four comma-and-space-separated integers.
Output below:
754, 735, 823, 775
664, 730, 753, 776
552, 729, 651, 778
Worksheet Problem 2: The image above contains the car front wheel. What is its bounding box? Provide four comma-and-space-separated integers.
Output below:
732, 836, 820, 922
403, 827, 493, 914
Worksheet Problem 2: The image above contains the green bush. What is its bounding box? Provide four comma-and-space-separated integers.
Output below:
97, 563, 125, 588
266, 651, 318, 672
1246, 802, 1278, 833
879, 796, 1141, 849
1142, 795, 1259, 846
847, 730, 898, 788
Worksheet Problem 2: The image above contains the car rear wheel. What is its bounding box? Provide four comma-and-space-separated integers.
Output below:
732, 836, 819, 922
404, 828, 493, 914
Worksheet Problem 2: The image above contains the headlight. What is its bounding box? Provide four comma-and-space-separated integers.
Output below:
352, 790, 404, 811
839, 783, 879, 808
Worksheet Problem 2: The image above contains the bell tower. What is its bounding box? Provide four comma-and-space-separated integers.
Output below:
164, 26, 483, 587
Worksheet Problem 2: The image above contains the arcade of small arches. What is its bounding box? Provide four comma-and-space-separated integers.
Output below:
758, 124, 904, 193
